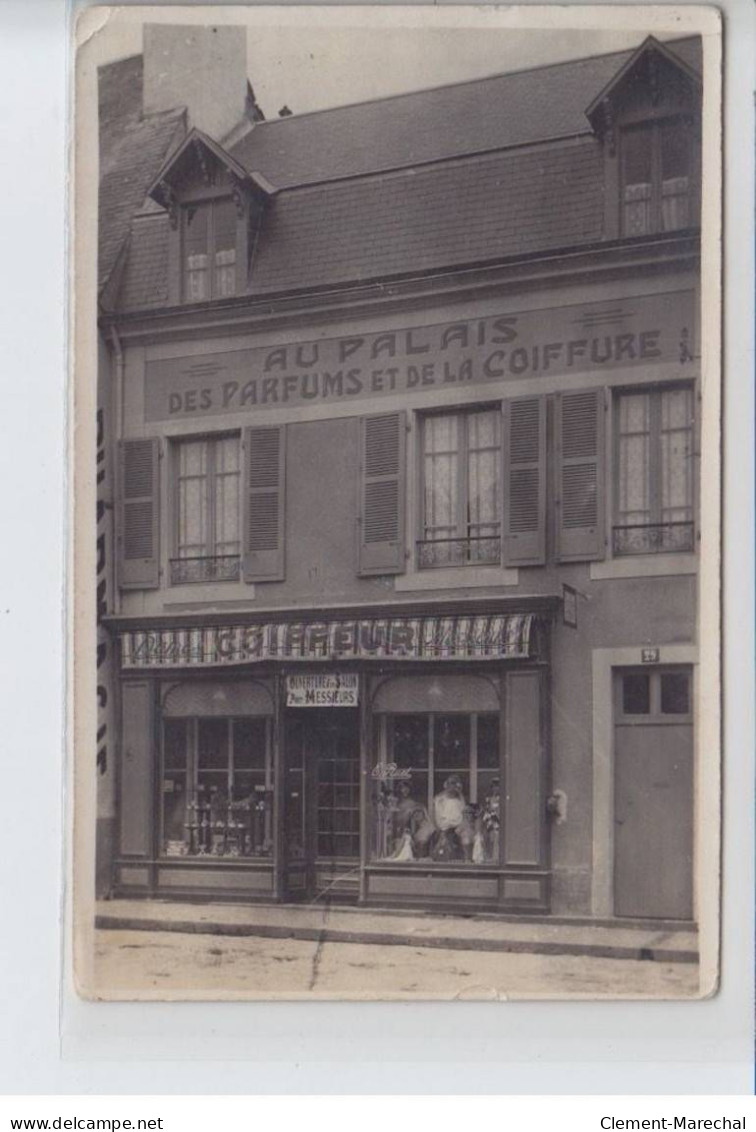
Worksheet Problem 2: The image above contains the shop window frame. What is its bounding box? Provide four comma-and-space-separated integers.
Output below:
371, 710, 502, 866
159, 714, 274, 860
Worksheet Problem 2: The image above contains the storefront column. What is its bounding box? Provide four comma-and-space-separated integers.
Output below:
271, 673, 286, 901
358, 671, 370, 903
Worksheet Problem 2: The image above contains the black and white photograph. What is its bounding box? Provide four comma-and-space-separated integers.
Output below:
73, 4, 722, 1001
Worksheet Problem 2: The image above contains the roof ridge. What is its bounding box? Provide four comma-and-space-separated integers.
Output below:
237, 33, 697, 131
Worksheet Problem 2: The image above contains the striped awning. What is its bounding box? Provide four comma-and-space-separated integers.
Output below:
121, 613, 537, 670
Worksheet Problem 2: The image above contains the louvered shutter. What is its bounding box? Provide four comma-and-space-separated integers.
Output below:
117, 438, 160, 589
555, 388, 606, 562
243, 425, 286, 581
359, 412, 406, 576
503, 396, 546, 566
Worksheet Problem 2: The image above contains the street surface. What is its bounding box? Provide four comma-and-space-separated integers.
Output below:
92, 928, 700, 1000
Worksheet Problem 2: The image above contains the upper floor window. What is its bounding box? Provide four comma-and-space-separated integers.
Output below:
419, 407, 502, 569
183, 198, 237, 301
622, 119, 693, 237
613, 384, 695, 556
172, 434, 241, 583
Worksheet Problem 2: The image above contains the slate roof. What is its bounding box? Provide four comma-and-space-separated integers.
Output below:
113, 35, 701, 310
229, 36, 701, 189
98, 55, 186, 293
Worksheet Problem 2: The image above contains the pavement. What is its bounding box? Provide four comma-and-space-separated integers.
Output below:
95, 898, 698, 964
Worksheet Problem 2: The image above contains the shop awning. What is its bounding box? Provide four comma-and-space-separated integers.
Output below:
120, 613, 539, 669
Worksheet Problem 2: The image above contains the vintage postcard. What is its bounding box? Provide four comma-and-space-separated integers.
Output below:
72, 4, 722, 1000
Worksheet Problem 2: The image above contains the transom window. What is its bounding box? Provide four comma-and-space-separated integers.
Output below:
419, 407, 502, 568
172, 435, 241, 583
617, 669, 692, 721
183, 198, 237, 301
614, 385, 694, 556
622, 119, 693, 237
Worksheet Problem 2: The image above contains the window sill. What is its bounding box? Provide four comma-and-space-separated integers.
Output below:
590, 554, 697, 580
394, 566, 519, 592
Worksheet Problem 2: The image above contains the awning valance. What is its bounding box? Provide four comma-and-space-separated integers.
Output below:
121, 613, 538, 670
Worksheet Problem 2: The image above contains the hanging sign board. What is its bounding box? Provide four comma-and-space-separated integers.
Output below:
286, 674, 359, 707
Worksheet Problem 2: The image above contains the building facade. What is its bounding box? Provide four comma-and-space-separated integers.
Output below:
98, 29, 703, 921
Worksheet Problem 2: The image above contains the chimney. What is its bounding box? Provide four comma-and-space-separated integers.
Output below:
143, 24, 248, 140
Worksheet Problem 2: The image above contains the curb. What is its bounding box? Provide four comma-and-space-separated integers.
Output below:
95, 914, 699, 964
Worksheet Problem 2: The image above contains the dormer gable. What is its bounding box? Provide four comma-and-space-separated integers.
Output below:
147, 129, 276, 304
586, 37, 702, 241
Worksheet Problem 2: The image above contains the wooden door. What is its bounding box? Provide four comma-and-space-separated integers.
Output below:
613, 668, 694, 920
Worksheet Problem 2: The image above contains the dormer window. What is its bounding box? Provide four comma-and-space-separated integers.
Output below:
622, 119, 692, 237
183, 198, 238, 301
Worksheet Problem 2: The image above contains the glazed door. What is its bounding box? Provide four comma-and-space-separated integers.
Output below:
285, 710, 360, 900
613, 668, 694, 920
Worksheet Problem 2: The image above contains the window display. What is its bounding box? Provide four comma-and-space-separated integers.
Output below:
372, 713, 500, 864
161, 716, 273, 857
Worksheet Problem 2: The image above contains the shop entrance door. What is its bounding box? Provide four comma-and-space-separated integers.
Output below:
613, 667, 694, 920
285, 709, 361, 901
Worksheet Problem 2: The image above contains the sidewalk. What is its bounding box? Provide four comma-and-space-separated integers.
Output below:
96, 899, 698, 963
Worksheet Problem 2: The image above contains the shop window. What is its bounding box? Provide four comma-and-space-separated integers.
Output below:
372, 713, 500, 864
183, 198, 237, 301
171, 435, 241, 583
161, 716, 273, 858
613, 385, 695, 556
419, 408, 502, 568
622, 119, 693, 237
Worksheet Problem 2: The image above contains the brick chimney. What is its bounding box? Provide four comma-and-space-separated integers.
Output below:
143, 24, 248, 140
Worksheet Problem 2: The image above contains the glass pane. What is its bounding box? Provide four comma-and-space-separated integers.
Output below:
477, 714, 500, 770
214, 444, 240, 554
197, 717, 229, 770
423, 414, 459, 549
623, 127, 653, 184
431, 772, 474, 861
390, 715, 429, 769
434, 715, 470, 770
661, 122, 690, 180
467, 411, 501, 545
622, 673, 650, 715
475, 771, 501, 863
660, 388, 693, 523
178, 441, 208, 556
162, 772, 189, 855
373, 774, 432, 861
232, 717, 267, 772
213, 199, 237, 250
286, 766, 305, 859
163, 718, 188, 770
661, 673, 690, 715
617, 393, 651, 525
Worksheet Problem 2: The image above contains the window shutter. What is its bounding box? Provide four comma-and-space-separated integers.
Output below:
117, 438, 160, 589
243, 425, 286, 581
555, 388, 606, 562
502, 396, 546, 566
359, 412, 406, 576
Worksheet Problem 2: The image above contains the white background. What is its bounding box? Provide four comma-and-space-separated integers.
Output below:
0, 0, 753, 1096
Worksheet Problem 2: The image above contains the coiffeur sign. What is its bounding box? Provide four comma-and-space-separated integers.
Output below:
144, 291, 695, 421
120, 614, 536, 668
